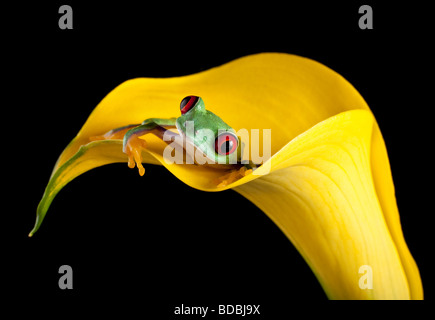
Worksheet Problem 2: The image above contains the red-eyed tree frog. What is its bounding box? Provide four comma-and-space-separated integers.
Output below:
91, 96, 257, 186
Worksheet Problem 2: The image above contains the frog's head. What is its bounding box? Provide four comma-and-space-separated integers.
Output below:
177, 95, 239, 164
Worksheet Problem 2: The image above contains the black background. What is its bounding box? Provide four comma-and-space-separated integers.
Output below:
4, 0, 432, 315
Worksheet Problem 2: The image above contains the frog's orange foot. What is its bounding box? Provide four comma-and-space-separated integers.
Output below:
216, 166, 252, 188
124, 135, 148, 176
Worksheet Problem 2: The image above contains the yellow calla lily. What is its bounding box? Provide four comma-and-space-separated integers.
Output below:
31, 53, 423, 300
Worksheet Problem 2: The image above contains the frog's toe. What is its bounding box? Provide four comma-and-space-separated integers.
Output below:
238, 166, 253, 177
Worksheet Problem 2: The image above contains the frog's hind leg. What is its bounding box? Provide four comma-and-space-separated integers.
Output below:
90, 118, 177, 142
89, 124, 140, 141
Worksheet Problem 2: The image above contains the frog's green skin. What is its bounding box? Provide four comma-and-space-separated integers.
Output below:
121, 96, 252, 168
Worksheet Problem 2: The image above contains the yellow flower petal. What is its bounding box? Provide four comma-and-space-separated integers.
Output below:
369, 121, 422, 300
32, 53, 422, 300
235, 109, 420, 299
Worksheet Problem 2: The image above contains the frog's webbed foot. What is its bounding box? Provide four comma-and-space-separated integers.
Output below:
123, 122, 174, 176
124, 132, 148, 176
89, 124, 148, 176
216, 166, 253, 188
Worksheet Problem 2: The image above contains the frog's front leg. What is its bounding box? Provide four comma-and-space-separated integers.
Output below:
123, 118, 178, 176
91, 118, 177, 176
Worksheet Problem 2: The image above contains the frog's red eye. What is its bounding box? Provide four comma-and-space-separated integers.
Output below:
215, 132, 238, 156
180, 95, 199, 114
